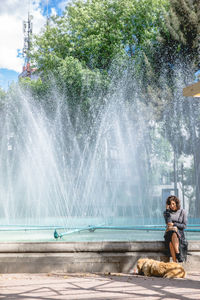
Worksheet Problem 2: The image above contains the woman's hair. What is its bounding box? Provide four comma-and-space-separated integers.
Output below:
166, 195, 181, 210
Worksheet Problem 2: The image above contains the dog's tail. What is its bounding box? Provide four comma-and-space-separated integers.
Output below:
164, 266, 186, 278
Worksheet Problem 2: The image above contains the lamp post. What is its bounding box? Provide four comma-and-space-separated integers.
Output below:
173, 150, 178, 197
181, 163, 185, 209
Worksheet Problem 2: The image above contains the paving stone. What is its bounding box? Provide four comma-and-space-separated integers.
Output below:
0, 272, 199, 300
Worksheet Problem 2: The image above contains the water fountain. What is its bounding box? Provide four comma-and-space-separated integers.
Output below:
0, 71, 199, 245
0, 70, 199, 272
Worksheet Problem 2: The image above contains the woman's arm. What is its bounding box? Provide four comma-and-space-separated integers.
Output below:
173, 210, 187, 230
163, 208, 172, 224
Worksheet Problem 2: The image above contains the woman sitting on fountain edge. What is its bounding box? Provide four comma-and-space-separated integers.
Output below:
163, 195, 187, 263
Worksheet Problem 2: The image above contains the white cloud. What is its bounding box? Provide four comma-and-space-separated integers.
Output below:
0, 0, 46, 72
58, 0, 71, 11
50, 7, 58, 17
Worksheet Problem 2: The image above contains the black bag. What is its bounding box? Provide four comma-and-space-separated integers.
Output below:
179, 238, 188, 261
177, 209, 188, 261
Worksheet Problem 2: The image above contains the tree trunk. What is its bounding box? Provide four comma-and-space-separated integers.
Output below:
193, 149, 200, 218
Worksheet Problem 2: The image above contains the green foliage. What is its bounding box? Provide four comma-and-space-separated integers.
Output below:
29, 0, 169, 120
31, 0, 168, 81
19, 77, 50, 99
0, 87, 6, 100
56, 56, 109, 105
0, 87, 6, 110
135, 0, 199, 122
159, 0, 199, 61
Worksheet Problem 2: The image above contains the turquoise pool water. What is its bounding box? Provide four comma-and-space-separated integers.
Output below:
0, 228, 199, 242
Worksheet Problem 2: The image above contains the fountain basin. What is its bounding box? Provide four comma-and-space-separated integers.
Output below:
0, 240, 199, 273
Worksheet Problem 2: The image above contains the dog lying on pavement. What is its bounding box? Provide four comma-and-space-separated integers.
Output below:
137, 258, 185, 278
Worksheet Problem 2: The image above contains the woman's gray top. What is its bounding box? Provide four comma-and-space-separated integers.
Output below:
163, 208, 187, 231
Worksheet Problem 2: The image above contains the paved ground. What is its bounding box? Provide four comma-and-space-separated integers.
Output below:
0, 272, 200, 300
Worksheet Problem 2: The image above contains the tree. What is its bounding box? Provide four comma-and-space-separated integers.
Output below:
158, 0, 199, 66
32, 0, 167, 68
157, 0, 200, 216
0, 87, 6, 101
136, 0, 199, 111
28, 0, 169, 138
31, 0, 168, 89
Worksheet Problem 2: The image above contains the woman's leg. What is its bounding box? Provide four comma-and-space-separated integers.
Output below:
171, 232, 179, 254
169, 242, 176, 262
171, 232, 184, 262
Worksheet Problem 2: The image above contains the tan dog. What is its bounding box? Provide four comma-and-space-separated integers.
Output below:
137, 258, 185, 278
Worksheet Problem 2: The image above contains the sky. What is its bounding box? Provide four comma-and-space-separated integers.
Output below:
0, 0, 69, 90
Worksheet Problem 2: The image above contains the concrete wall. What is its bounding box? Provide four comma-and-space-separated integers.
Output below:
0, 241, 199, 273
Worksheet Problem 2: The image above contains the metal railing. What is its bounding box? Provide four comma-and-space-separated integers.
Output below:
0, 224, 199, 239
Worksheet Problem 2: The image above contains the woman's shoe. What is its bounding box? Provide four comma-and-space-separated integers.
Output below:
176, 253, 183, 263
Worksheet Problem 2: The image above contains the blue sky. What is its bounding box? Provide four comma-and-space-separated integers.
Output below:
0, 0, 69, 91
